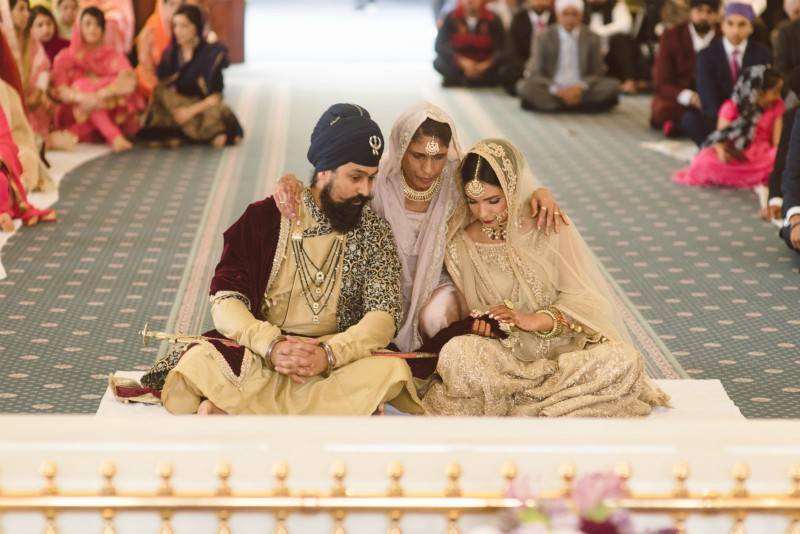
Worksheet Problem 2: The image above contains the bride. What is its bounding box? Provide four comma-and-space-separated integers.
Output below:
421, 139, 670, 417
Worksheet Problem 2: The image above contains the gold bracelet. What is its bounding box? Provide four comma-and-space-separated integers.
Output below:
264, 335, 287, 371
532, 307, 563, 339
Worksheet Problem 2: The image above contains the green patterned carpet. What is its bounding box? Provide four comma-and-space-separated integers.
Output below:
1, 4, 799, 417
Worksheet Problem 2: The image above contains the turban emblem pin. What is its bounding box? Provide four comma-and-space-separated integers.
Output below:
369, 135, 382, 156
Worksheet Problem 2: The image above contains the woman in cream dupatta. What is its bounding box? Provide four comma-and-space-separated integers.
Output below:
422, 139, 670, 417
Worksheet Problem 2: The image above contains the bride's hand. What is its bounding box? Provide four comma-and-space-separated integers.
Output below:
531, 188, 570, 236
488, 304, 540, 332
275, 174, 303, 219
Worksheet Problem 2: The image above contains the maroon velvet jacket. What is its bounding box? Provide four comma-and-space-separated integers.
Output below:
651, 22, 699, 127
210, 196, 281, 317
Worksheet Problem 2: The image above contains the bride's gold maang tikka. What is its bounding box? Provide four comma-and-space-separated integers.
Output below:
465, 156, 485, 198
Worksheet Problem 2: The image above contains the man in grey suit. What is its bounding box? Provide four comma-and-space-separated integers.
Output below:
517, 0, 620, 112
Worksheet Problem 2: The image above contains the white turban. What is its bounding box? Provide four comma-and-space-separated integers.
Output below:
555, 0, 585, 14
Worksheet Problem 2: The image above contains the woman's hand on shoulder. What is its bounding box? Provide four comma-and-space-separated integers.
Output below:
275, 174, 303, 219
531, 188, 569, 236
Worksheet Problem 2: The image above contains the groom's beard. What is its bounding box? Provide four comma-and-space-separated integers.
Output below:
320, 182, 372, 233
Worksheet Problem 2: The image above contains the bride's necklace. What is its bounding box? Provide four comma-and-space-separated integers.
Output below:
480, 222, 507, 241
480, 211, 508, 241
402, 171, 442, 203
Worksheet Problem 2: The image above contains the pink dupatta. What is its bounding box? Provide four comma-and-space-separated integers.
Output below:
78, 0, 133, 53
51, 16, 143, 130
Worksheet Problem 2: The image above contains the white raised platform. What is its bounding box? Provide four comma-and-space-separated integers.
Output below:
1, 404, 800, 532
97, 372, 745, 420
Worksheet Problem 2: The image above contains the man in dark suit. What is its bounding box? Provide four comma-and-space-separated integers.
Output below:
501, 0, 556, 95
434, 0, 507, 87
650, 0, 719, 136
680, 2, 772, 146
517, 0, 620, 112
780, 109, 800, 254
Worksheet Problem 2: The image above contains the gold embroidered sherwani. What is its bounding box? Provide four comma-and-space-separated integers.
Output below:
161, 191, 424, 415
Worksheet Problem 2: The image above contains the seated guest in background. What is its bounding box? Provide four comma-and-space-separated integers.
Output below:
0, 105, 55, 232
154, 103, 424, 416
651, 0, 719, 136
134, 0, 184, 100
775, 0, 800, 102
517, 0, 620, 112
674, 66, 784, 188
434, 0, 507, 87
584, 0, 639, 93
780, 108, 800, 253
78, 0, 133, 54
53, 0, 76, 38
138, 4, 242, 148
2, 0, 53, 139
0, 32, 53, 192
421, 138, 670, 417
764, 62, 800, 219
681, 2, 771, 146
51, 6, 143, 152
501, 0, 555, 95
28, 5, 67, 60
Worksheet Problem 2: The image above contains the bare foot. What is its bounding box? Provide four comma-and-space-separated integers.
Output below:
111, 136, 133, 153
0, 213, 14, 233
197, 399, 228, 415
212, 133, 227, 148
372, 402, 386, 416
46, 130, 78, 151
621, 79, 637, 94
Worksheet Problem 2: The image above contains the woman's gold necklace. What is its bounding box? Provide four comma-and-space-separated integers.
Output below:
480, 211, 508, 241
402, 171, 442, 203
480, 222, 507, 241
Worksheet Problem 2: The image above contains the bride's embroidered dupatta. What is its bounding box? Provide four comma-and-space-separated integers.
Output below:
444, 138, 631, 359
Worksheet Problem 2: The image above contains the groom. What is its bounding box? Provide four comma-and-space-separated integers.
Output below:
130, 103, 422, 415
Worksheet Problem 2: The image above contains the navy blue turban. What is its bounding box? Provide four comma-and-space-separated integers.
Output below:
307, 103, 385, 172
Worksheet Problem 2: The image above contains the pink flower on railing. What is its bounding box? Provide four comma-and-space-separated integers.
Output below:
573, 471, 628, 518
495, 469, 677, 534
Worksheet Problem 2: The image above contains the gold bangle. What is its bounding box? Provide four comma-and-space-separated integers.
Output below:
532, 307, 563, 339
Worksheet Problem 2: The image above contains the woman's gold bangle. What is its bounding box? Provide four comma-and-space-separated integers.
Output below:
532, 307, 563, 339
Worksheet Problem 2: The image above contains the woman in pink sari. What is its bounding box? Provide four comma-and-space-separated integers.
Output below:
78, 0, 132, 53
52, 5, 143, 152
673, 66, 785, 189
0, 104, 55, 232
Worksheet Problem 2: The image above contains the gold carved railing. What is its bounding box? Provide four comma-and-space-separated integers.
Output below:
1, 461, 800, 533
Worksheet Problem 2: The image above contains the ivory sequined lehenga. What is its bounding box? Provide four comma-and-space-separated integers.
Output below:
421, 139, 670, 417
